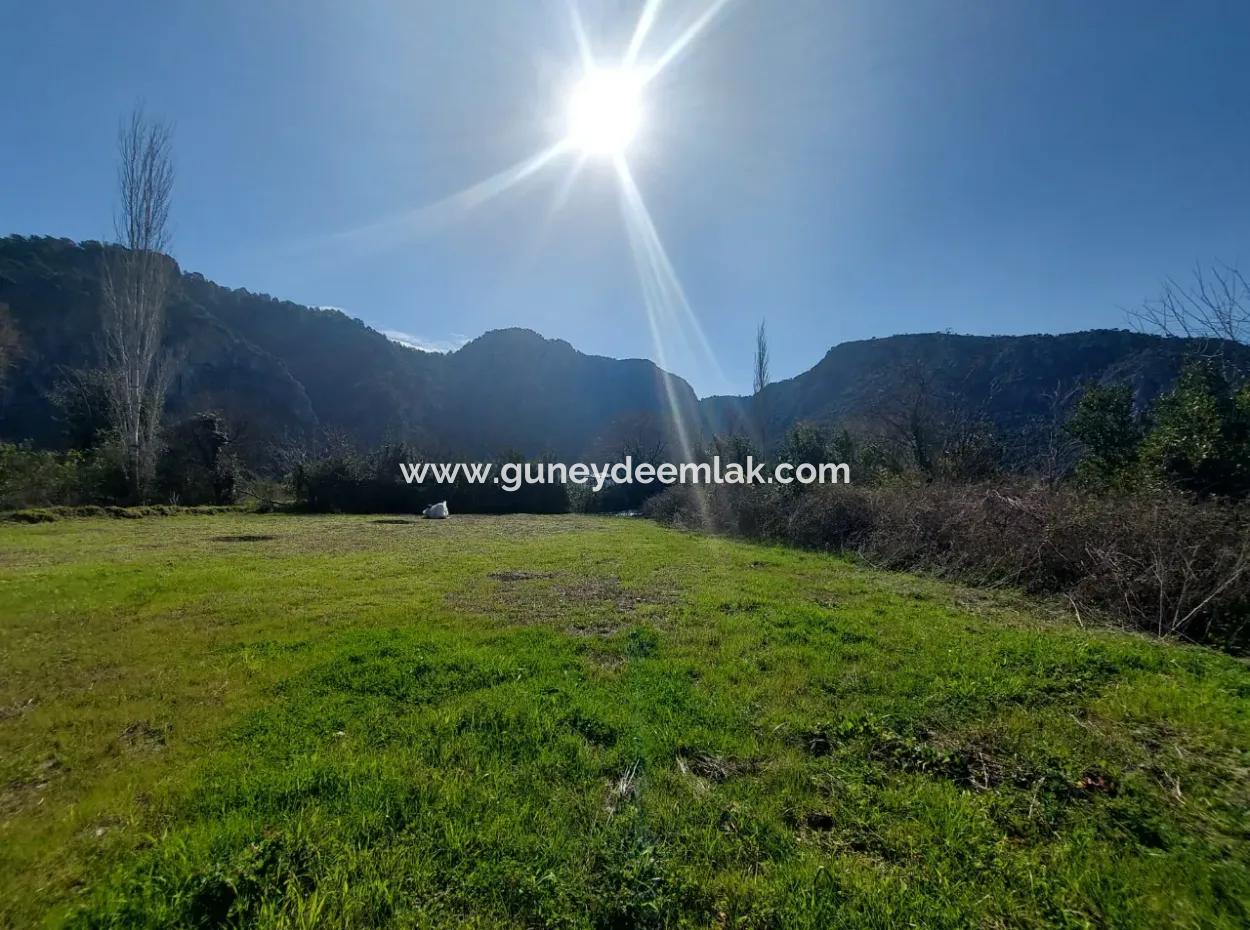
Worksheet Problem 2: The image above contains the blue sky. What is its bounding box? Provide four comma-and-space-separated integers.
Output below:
4, 1, 1249, 396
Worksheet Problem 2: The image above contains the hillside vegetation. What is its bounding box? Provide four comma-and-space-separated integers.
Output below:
4, 235, 1246, 465
1, 514, 1247, 928
0, 236, 698, 462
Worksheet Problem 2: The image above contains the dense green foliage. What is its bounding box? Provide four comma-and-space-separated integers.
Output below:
156, 413, 239, 506
0, 303, 18, 385
0, 442, 126, 508
0, 415, 238, 510
644, 379, 1250, 648
1068, 364, 1250, 498
1, 514, 1248, 928
1065, 384, 1143, 490
1138, 365, 1250, 497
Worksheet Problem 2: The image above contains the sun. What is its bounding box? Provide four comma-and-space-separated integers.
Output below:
566, 69, 644, 156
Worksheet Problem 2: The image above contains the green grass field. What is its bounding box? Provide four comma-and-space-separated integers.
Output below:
1, 513, 1247, 929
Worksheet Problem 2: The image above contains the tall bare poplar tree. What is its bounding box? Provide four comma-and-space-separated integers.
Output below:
101, 106, 175, 500
752, 319, 770, 450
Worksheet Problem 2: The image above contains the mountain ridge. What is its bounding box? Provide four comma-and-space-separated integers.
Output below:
3, 235, 1245, 464
700, 327, 1236, 442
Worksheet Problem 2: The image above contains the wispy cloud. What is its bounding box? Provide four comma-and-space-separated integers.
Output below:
315, 305, 466, 354
383, 329, 469, 354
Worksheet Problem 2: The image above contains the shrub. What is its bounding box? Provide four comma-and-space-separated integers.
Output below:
647, 481, 1250, 648
1066, 384, 1142, 490
290, 440, 417, 513
1137, 365, 1250, 498
0, 442, 127, 509
156, 412, 239, 505
1068, 365, 1250, 499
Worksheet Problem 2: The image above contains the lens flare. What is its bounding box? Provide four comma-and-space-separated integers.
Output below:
567, 69, 643, 156
316, 0, 736, 473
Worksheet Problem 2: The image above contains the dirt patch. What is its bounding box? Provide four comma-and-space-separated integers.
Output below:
568, 619, 627, 637
452, 570, 675, 630
804, 811, 836, 831
1074, 769, 1117, 795
210, 534, 276, 543
489, 570, 555, 582
372, 518, 418, 525
2, 757, 64, 817
856, 725, 1118, 801
119, 720, 169, 753
559, 575, 662, 611
799, 728, 834, 758
0, 697, 37, 722
676, 748, 759, 783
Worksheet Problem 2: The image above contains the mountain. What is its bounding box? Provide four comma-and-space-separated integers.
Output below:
702, 330, 1250, 445
432, 328, 700, 458
0, 236, 699, 462
2, 235, 1245, 466
0, 237, 320, 464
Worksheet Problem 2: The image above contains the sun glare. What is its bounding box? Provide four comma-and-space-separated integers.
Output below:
567, 69, 643, 156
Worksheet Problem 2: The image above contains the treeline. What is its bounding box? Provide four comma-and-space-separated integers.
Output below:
0, 412, 240, 511
286, 439, 568, 515
0, 431, 570, 515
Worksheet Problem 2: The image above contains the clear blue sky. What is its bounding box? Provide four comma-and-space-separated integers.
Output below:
4, 1, 1249, 396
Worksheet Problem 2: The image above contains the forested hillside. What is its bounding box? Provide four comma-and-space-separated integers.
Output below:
0, 236, 698, 463
703, 330, 1250, 451
3, 235, 1245, 466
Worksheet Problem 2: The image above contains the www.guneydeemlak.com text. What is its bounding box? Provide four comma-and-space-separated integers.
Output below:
399, 456, 850, 493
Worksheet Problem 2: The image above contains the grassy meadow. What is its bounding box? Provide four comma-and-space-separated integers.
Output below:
1, 513, 1248, 928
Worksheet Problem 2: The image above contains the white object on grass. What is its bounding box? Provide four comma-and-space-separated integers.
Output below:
423, 501, 449, 519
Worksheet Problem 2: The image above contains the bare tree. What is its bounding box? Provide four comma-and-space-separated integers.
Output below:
752, 320, 770, 395
1130, 262, 1250, 377
100, 106, 175, 500
872, 359, 1006, 480
875, 359, 939, 475
752, 320, 770, 450
1034, 379, 1083, 485
592, 410, 669, 464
